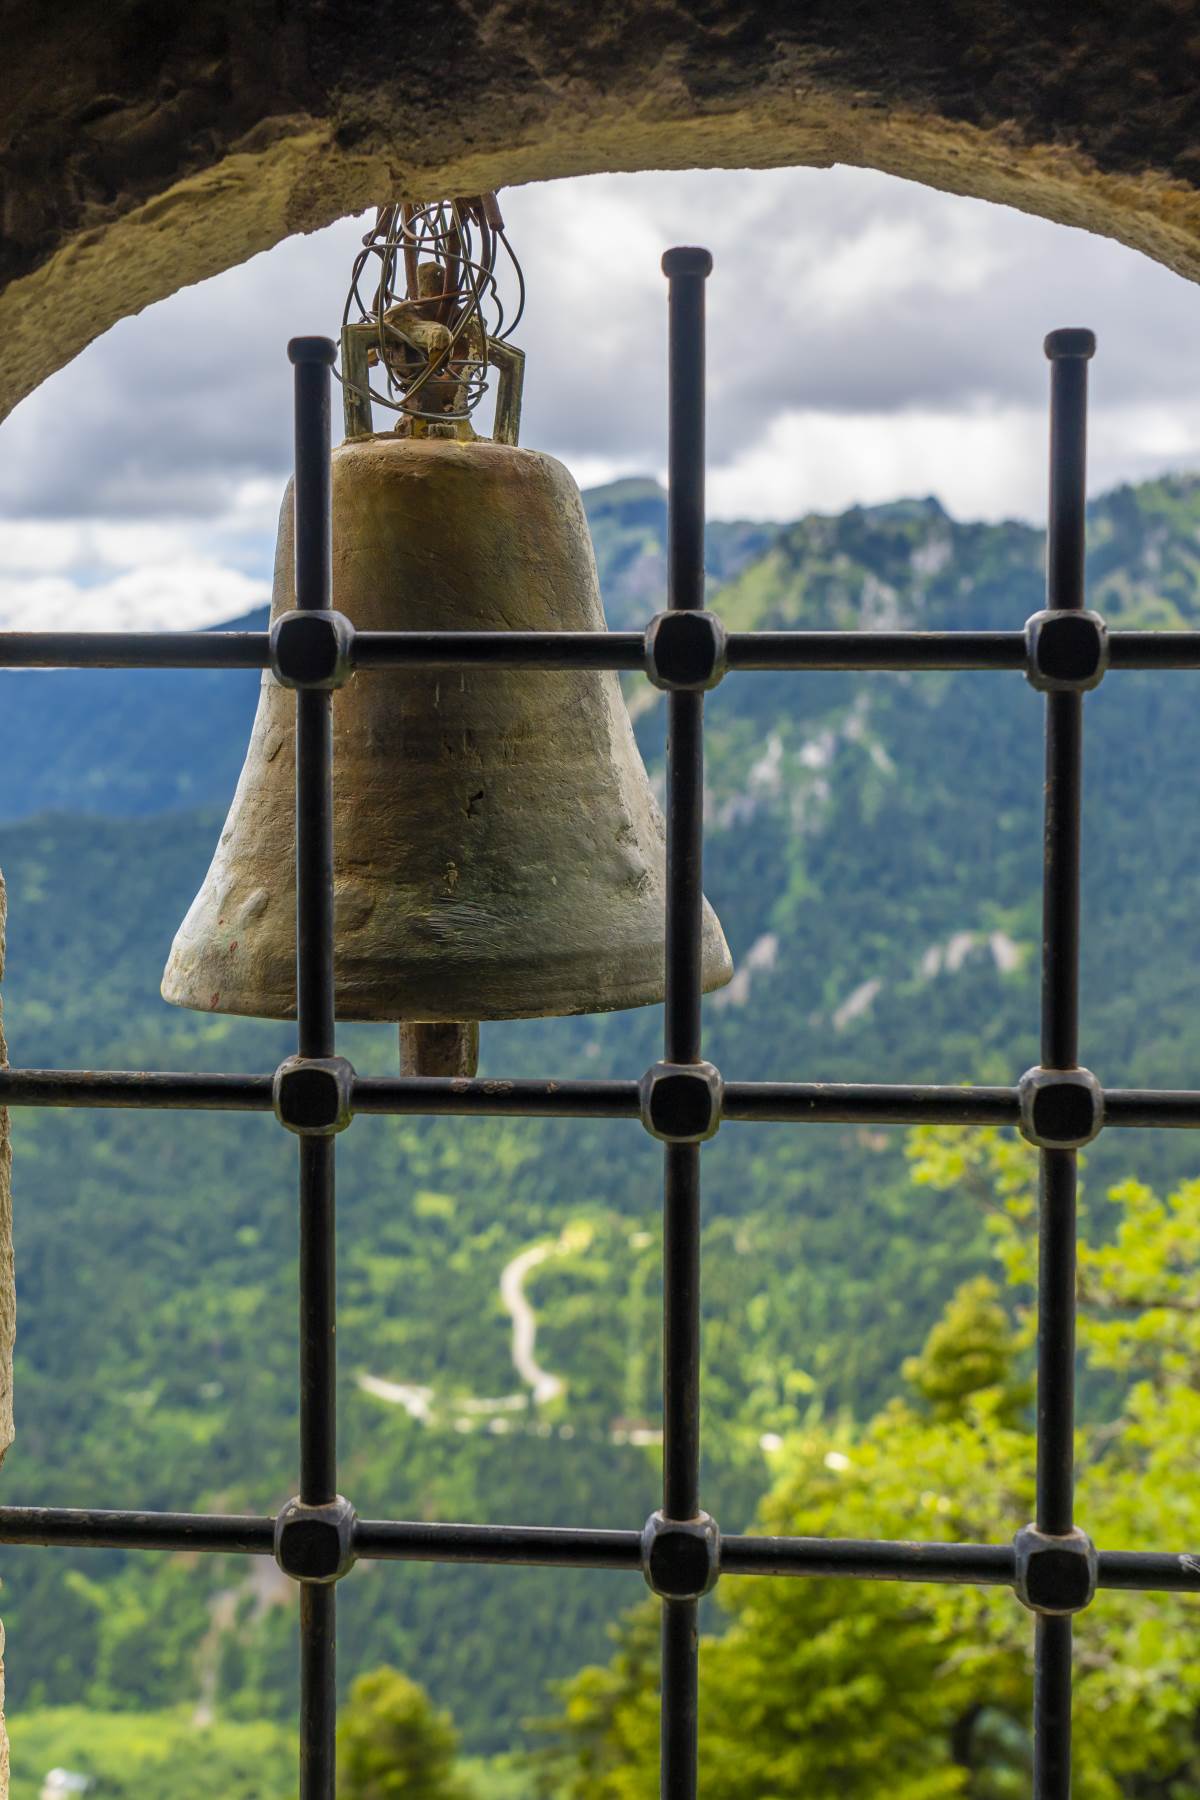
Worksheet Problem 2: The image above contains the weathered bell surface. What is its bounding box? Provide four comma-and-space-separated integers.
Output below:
162, 435, 733, 1021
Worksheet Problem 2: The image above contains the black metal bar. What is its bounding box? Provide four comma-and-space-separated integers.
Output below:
1, 623, 1199, 677
1035, 1615, 1073, 1800
720, 1535, 1014, 1584
0, 1506, 275, 1553
352, 1075, 639, 1118
299, 1137, 337, 1503
9, 1071, 1200, 1130
1041, 693, 1083, 1074
666, 693, 705, 1065
354, 1520, 643, 1568
301, 1584, 336, 1800
294, 684, 335, 1059
1045, 335, 1092, 617
1096, 1550, 1200, 1591
289, 336, 340, 1800
659, 244, 713, 1800
662, 1142, 702, 1521
354, 630, 646, 671
0, 1070, 276, 1110
1103, 1090, 1200, 1128
293, 521, 337, 1059
1036, 1148, 1078, 1536
0, 632, 270, 670
661, 1599, 699, 1800
1031, 327, 1094, 1800
10, 1068, 1200, 1130
721, 1082, 1019, 1126
665, 254, 709, 617
3, 1503, 1198, 1595
725, 631, 1027, 671
1107, 631, 1200, 669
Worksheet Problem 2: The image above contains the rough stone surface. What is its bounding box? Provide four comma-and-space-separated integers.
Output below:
162, 435, 732, 1021
0, 875, 10, 1796
5, 3, 1200, 416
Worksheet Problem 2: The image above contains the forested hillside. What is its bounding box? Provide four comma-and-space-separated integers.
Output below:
4, 471, 1200, 1784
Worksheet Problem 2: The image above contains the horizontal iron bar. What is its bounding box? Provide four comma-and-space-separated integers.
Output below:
1093, 1550, 1200, 1590
1101, 1089, 1200, 1128
722, 1082, 1019, 1125
351, 1076, 640, 1118
3, 1070, 1200, 1130
724, 632, 1026, 671
0, 1070, 275, 1110
0, 1505, 1191, 1594
0, 1505, 274, 1553
353, 631, 646, 671
1107, 632, 1200, 670
0, 627, 1197, 675
353, 1520, 643, 1569
0, 632, 270, 670
720, 1535, 1014, 1584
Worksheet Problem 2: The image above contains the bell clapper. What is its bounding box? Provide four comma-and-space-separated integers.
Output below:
400, 1022, 480, 1079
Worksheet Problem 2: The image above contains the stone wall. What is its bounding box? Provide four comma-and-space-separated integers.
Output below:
0, 875, 10, 1797
3, 3, 1200, 419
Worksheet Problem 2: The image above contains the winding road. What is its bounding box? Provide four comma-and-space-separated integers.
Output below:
499, 1239, 566, 1405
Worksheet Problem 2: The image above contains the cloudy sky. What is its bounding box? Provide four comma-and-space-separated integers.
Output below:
1, 164, 1198, 633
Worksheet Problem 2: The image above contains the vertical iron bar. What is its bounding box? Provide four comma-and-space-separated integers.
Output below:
289, 335, 339, 1800
299, 1137, 337, 1503
1034, 1617, 1074, 1799
1032, 328, 1094, 1800
1041, 693, 1082, 1074
301, 1584, 337, 1798
292, 337, 337, 1064
1045, 342, 1090, 617
662, 1593, 700, 1791
659, 246, 712, 1800
663, 1142, 702, 1521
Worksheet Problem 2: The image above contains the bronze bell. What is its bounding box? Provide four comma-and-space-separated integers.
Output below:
161, 433, 733, 1028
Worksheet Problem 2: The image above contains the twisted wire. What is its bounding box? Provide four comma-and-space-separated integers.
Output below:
339, 196, 525, 427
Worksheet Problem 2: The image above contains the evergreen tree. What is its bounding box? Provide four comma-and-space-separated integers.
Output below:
336, 1668, 469, 1800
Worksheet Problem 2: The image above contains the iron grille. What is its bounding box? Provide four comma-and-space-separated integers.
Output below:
0, 249, 1197, 1800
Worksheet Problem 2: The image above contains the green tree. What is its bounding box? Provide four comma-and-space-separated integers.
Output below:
336, 1668, 470, 1800
540, 1136, 1200, 1798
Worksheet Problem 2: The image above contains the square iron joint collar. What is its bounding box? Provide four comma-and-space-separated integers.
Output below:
645, 610, 727, 691
1024, 609, 1108, 692
639, 1061, 723, 1142
1013, 1524, 1097, 1615
273, 1055, 355, 1136
1018, 1065, 1104, 1148
270, 609, 356, 690
642, 1509, 721, 1599
274, 1494, 357, 1584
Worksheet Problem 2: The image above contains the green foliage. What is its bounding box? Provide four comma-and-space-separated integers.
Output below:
337, 1668, 469, 1800
6, 1706, 293, 1800
542, 1141, 1200, 1799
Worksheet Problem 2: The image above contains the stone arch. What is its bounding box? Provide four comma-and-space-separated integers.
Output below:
3, 2, 1200, 419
